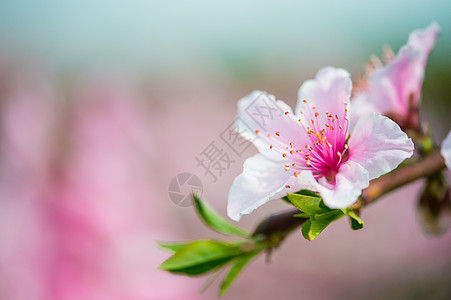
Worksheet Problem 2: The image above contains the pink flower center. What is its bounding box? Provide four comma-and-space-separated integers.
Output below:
266, 100, 350, 183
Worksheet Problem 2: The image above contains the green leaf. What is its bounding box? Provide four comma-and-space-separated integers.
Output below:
159, 240, 244, 276
346, 210, 365, 230
219, 252, 259, 296
158, 242, 189, 252
293, 213, 310, 218
193, 194, 249, 237
304, 211, 345, 241
301, 219, 312, 240
286, 190, 333, 215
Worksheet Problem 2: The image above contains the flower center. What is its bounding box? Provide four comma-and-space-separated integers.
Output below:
266, 99, 350, 183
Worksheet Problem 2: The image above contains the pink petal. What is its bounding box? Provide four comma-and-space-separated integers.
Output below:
353, 22, 440, 118
316, 162, 370, 209
296, 163, 370, 209
348, 113, 414, 181
227, 154, 293, 221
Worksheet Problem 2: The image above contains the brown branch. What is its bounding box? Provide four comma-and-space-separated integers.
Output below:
354, 151, 445, 209
252, 151, 446, 242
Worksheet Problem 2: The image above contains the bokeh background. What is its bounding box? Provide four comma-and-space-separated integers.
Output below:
0, 1, 450, 299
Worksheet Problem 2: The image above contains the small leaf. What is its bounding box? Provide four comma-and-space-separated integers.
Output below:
293, 213, 310, 218
219, 251, 259, 296
286, 190, 333, 215
301, 219, 312, 240
305, 211, 344, 241
193, 194, 249, 237
158, 242, 189, 252
346, 210, 365, 230
159, 240, 244, 276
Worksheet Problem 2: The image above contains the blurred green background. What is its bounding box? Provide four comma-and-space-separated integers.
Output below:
0, 0, 449, 133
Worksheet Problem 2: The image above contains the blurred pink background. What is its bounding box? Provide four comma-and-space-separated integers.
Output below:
0, 1, 450, 300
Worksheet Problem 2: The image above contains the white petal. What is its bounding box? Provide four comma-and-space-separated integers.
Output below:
348, 93, 378, 132
236, 90, 308, 161
441, 130, 451, 170
296, 67, 352, 124
348, 112, 414, 180
227, 154, 292, 221
407, 22, 440, 55
316, 162, 370, 209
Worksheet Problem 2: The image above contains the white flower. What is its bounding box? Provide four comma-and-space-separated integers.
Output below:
228, 67, 414, 221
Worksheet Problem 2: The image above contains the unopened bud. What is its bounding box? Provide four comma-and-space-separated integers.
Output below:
417, 172, 451, 235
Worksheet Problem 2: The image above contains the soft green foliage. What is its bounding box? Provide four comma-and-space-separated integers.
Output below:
193, 194, 250, 237
159, 196, 262, 296
301, 211, 344, 240
285, 190, 333, 215
343, 209, 365, 230
286, 190, 364, 240
159, 240, 245, 276
158, 241, 190, 252
219, 251, 260, 296
159, 193, 364, 296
